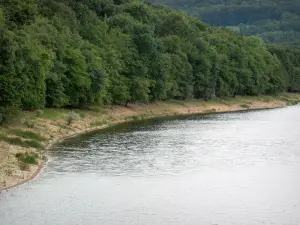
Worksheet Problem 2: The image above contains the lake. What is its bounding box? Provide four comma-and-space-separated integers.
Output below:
1, 106, 300, 225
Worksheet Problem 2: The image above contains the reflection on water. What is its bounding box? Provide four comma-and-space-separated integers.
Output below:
1, 106, 300, 225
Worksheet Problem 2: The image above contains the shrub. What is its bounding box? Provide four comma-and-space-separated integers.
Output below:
79, 112, 86, 118
240, 104, 250, 109
287, 100, 299, 106
140, 113, 150, 119
0, 106, 18, 126
24, 120, 36, 128
36, 110, 43, 117
16, 152, 39, 165
132, 115, 140, 120
65, 112, 80, 125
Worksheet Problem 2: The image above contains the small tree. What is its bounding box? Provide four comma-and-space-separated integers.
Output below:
66, 112, 80, 125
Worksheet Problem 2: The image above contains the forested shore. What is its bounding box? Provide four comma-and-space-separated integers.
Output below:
1, 0, 300, 125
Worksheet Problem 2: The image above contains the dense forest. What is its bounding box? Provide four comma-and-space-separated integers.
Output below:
0, 0, 300, 124
147, 0, 300, 47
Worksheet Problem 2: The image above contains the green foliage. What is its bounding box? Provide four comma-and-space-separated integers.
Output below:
126, 115, 140, 120
0, 105, 18, 125
9, 129, 46, 141
1, 0, 38, 26
148, 0, 300, 47
0, 0, 299, 121
240, 104, 250, 109
23, 119, 36, 128
66, 112, 80, 125
0, 135, 43, 148
15, 152, 39, 165
90, 120, 108, 127
36, 110, 43, 117
39, 109, 61, 120
268, 46, 300, 92
139, 113, 151, 119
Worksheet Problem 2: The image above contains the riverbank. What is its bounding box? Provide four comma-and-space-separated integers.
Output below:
1, 93, 300, 190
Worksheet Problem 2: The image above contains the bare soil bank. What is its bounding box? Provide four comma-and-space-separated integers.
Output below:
1, 93, 300, 190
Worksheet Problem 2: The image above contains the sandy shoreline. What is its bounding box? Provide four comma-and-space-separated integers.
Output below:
1, 94, 300, 191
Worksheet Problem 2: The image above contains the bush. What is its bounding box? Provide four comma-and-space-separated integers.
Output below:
24, 120, 36, 128
16, 152, 39, 165
288, 100, 299, 106
240, 104, 250, 109
0, 106, 18, 126
66, 112, 80, 125
36, 110, 43, 117
79, 112, 86, 118
140, 113, 150, 119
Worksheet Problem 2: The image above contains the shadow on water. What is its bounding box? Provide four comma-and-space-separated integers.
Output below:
60, 107, 273, 145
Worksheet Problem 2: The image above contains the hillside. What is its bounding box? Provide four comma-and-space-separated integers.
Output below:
147, 0, 300, 47
0, 0, 300, 124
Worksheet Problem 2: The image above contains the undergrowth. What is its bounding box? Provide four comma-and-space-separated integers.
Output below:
0, 135, 43, 148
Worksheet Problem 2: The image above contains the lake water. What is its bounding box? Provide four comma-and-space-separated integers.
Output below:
1, 106, 300, 225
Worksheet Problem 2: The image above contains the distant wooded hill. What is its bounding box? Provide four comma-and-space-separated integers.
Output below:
147, 0, 300, 47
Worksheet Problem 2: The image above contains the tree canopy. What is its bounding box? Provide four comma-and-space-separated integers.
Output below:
147, 0, 300, 47
0, 0, 299, 123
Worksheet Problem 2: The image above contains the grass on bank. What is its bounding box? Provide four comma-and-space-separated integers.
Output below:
0, 128, 46, 148
240, 104, 250, 109
39, 109, 62, 121
90, 120, 109, 127
65, 112, 81, 125
16, 152, 39, 165
15, 152, 40, 171
0, 135, 43, 149
8, 130, 46, 141
126, 115, 141, 120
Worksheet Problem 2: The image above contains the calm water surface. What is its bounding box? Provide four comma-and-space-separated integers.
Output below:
1, 106, 300, 225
